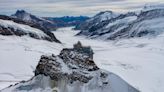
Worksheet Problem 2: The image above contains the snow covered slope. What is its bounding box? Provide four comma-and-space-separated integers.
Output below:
0, 27, 164, 92
91, 11, 119, 22
0, 19, 60, 42
77, 8, 164, 40
0, 35, 62, 90
74, 11, 119, 30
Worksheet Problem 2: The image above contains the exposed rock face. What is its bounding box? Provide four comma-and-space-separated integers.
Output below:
35, 41, 97, 83
1, 42, 139, 92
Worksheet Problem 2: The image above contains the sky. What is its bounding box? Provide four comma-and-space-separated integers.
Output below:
0, 0, 164, 17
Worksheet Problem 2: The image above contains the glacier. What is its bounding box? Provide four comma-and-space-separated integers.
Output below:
0, 27, 164, 92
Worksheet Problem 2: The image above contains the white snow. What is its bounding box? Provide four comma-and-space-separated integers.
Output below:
0, 27, 164, 92
1, 75, 53, 92
21, 13, 31, 22
0, 35, 62, 89
0, 19, 49, 39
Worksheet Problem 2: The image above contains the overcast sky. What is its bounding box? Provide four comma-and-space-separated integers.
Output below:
0, 0, 164, 17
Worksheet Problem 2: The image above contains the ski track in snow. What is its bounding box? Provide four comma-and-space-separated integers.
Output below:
0, 27, 164, 92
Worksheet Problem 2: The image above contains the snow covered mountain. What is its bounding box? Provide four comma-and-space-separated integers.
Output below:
12, 10, 57, 31
76, 8, 164, 40
0, 18, 60, 42
74, 11, 119, 30
1, 42, 139, 92
91, 11, 119, 22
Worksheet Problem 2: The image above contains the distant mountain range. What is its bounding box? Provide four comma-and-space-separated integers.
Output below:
44, 16, 89, 28
76, 6, 164, 40
12, 10, 89, 30
2, 6, 164, 42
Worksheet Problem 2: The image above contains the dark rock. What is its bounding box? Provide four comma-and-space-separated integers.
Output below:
35, 41, 99, 83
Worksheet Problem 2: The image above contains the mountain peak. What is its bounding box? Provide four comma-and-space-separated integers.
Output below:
15, 10, 27, 14
92, 10, 119, 22
11, 9, 58, 31
96, 11, 113, 16
13, 9, 30, 17
11, 10, 33, 22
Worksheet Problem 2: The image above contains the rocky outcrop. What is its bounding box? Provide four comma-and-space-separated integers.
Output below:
1, 42, 139, 92
35, 41, 97, 83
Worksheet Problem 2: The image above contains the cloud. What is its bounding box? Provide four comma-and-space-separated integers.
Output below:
0, 0, 164, 17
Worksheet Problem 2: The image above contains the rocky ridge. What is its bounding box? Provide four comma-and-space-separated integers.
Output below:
0, 15, 61, 43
